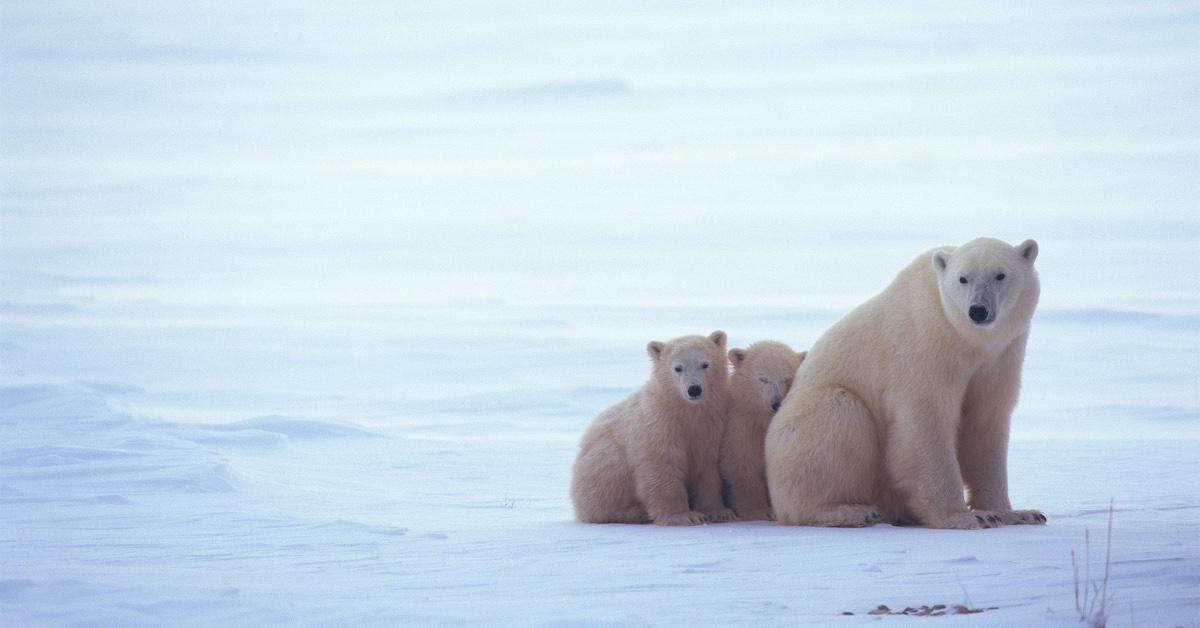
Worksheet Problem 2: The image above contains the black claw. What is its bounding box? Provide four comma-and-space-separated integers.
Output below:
975, 515, 985, 524
987, 515, 998, 523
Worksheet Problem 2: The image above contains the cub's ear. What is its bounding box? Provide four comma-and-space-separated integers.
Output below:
728, 348, 747, 367
647, 341, 665, 361
796, 350, 808, 364
708, 330, 727, 347
1017, 239, 1039, 264
931, 250, 950, 274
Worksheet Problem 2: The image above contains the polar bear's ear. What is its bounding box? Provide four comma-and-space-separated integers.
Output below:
647, 341, 665, 361
728, 348, 747, 367
931, 250, 950, 274
708, 330, 727, 347
796, 350, 808, 364
1017, 239, 1039, 264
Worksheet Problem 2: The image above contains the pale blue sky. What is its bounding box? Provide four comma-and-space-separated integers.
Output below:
2, 1, 1197, 310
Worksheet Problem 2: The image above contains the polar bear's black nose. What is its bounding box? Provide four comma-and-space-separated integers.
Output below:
969, 305, 989, 323
687, 385, 702, 398
771, 400, 781, 412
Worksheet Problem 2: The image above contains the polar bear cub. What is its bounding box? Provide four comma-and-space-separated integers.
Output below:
571, 331, 735, 525
765, 237, 1045, 529
719, 341, 806, 521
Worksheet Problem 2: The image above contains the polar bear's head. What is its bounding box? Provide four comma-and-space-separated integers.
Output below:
932, 237, 1040, 339
647, 330, 729, 404
729, 341, 806, 414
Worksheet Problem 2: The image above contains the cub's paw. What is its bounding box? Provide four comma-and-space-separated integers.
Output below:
737, 508, 776, 522
702, 508, 736, 523
812, 505, 882, 528
655, 511, 706, 526
994, 509, 1047, 525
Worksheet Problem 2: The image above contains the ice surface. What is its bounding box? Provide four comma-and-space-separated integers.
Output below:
2, 1, 1198, 626
2, 380, 1197, 626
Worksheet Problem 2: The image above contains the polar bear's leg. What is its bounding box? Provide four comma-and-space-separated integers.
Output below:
888, 401, 983, 529
691, 462, 736, 523
634, 462, 705, 526
959, 334, 1045, 525
766, 386, 883, 527
571, 435, 647, 524
721, 442, 774, 520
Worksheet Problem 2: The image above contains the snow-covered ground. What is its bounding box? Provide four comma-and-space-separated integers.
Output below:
2, 1, 1198, 626
2, 301, 1198, 625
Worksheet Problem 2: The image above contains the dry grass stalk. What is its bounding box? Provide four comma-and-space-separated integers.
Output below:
1072, 499, 1114, 627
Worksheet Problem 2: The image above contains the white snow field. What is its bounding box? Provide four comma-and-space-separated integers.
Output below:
2, 1, 1199, 626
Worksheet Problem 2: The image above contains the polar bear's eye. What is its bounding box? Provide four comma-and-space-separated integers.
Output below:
996, 273, 1005, 280
701, 362, 709, 369
758, 376, 768, 383
958, 276, 968, 284
673, 365, 683, 373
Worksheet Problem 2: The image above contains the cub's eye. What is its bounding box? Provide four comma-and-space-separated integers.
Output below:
959, 276, 968, 284
701, 362, 709, 369
996, 273, 1005, 281
757, 376, 768, 383
673, 366, 683, 373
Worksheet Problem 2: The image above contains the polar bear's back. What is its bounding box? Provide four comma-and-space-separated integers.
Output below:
578, 388, 644, 454
789, 249, 954, 422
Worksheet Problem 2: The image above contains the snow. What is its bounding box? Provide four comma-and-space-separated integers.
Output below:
2, 1, 1199, 626
3, 304, 1197, 626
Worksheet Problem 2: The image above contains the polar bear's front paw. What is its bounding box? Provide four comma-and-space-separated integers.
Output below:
655, 511, 706, 526
702, 508, 736, 523
943, 509, 1048, 529
935, 512, 990, 529
994, 509, 1046, 525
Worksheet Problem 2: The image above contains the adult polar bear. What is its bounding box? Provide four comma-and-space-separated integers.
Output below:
765, 237, 1045, 529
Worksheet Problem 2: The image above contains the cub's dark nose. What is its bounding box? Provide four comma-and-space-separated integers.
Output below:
771, 400, 781, 412
687, 385, 702, 399
969, 305, 989, 323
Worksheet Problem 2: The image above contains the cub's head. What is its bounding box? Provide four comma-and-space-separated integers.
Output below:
729, 341, 806, 414
647, 330, 729, 404
932, 237, 1040, 337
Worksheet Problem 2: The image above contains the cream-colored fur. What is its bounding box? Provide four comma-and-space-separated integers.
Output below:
719, 341, 806, 521
571, 331, 736, 526
765, 237, 1045, 530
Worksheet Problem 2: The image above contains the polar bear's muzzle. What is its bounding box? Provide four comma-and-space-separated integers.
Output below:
967, 285, 999, 326
968, 299, 997, 325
